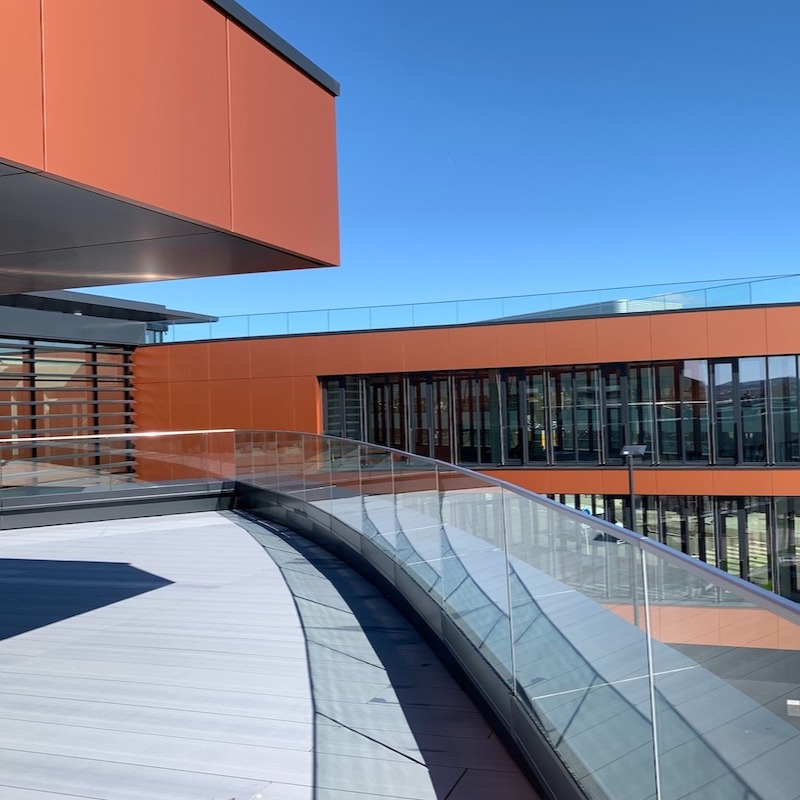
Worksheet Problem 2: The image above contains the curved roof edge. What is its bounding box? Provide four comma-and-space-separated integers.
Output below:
208, 0, 340, 95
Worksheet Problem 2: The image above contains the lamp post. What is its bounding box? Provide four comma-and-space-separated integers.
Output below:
621, 444, 646, 532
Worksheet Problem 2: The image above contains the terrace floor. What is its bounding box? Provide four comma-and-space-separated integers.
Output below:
0, 510, 540, 800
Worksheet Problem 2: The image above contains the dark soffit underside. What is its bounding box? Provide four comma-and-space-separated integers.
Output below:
0, 168, 330, 296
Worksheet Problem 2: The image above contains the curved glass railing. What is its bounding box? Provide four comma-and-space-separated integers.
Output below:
2, 429, 799, 798
158, 273, 800, 341
234, 431, 800, 800
0, 430, 237, 503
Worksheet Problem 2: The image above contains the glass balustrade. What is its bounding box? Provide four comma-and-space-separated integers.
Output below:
3, 427, 798, 799
0, 429, 237, 506
234, 430, 800, 800
159, 274, 800, 342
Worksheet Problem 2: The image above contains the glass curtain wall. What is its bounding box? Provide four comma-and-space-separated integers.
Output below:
321, 376, 363, 440
525, 368, 547, 463
454, 370, 501, 465
321, 353, 800, 468
366, 374, 406, 451
768, 356, 799, 463
555, 492, 799, 599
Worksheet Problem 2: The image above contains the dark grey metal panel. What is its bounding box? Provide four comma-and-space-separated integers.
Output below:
0, 163, 26, 178
0, 173, 206, 257
0, 227, 325, 294
0, 484, 234, 530
0, 304, 147, 345
206, 0, 339, 95
0, 290, 216, 324
0, 173, 332, 295
509, 697, 591, 800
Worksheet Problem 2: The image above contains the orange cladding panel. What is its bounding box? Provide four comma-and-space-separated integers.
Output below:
400, 329, 453, 372
291, 337, 322, 377
208, 341, 251, 381
168, 343, 210, 383
315, 333, 363, 375
650, 312, 708, 361
360, 332, 406, 374
132, 347, 170, 385
706, 308, 767, 358
479, 470, 541, 492
208, 379, 252, 428
228, 23, 339, 265
765, 305, 800, 354
164, 381, 212, 430
652, 470, 714, 495
448, 327, 499, 369
292, 376, 322, 432
42, 0, 231, 229
544, 318, 599, 365
770, 470, 800, 496
251, 377, 299, 429
595, 315, 653, 363
493, 324, 547, 366
711, 469, 773, 496
0, 0, 44, 170
249, 339, 295, 379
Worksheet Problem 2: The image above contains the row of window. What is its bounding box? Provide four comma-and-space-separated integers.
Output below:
554, 493, 800, 602
322, 356, 800, 466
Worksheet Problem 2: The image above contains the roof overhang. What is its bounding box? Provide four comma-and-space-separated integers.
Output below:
0, 0, 340, 295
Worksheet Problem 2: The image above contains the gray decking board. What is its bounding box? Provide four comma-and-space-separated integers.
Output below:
0, 511, 539, 800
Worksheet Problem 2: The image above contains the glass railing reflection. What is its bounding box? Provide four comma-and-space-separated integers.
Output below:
0, 429, 237, 505
237, 431, 800, 800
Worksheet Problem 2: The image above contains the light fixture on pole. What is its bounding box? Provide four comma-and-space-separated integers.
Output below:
620, 444, 646, 531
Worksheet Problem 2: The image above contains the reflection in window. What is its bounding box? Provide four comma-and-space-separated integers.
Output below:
628, 364, 654, 461
768, 356, 799, 463
366, 374, 406, 451
681, 360, 709, 462
432, 375, 452, 461
551, 367, 600, 464
454, 371, 500, 465
526, 369, 547, 462
503, 372, 523, 465
575, 368, 600, 463
409, 375, 430, 457
740, 358, 767, 463
551, 368, 574, 463
602, 366, 624, 464
713, 362, 736, 462
717, 497, 742, 578
745, 496, 771, 591
656, 363, 680, 462
774, 497, 800, 602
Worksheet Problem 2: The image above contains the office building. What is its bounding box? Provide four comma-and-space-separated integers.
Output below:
133, 293, 800, 603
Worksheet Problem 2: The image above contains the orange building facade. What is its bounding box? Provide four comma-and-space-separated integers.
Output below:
134, 303, 800, 602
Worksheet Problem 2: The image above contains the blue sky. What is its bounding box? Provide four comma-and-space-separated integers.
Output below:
85, 1, 800, 317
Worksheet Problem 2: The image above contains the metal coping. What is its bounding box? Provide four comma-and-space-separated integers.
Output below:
207, 0, 340, 95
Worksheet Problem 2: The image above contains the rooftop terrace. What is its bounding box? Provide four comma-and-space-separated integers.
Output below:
0, 510, 538, 799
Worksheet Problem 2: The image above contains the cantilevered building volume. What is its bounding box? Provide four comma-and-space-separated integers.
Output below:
135, 280, 800, 605
0, 0, 339, 292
